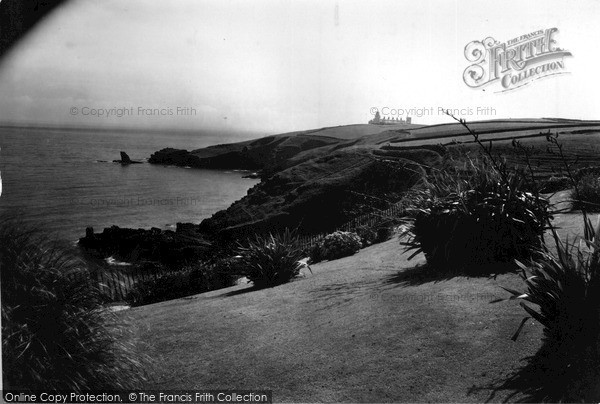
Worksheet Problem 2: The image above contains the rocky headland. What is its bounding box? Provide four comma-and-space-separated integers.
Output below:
80, 119, 600, 264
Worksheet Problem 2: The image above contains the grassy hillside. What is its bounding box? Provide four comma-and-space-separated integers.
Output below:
126, 237, 544, 402
275, 123, 424, 140
114, 119, 600, 400
197, 119, 600, 236
148, 123, 423, 170
198, 148, 428, 236
406, 118, 600, 139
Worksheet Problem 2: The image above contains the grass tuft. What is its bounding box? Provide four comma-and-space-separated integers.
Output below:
1, 219, 150, 391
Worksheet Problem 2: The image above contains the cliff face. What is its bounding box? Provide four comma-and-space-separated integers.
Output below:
82, 119, 600, 262
149, 123, 437, 238
80, 123, 428, 261
198, 147, 439, 237
148, 135, 342, 171
148, 123, 420, 172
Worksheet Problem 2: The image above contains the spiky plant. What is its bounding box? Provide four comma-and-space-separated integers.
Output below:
400, 156, 550, 273
1, 219, 149, 391
235, 229, 310, 288
504, 216, 600, 401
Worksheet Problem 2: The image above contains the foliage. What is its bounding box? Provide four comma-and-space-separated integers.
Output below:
575, 166, 600, 182
400, 157, 551, 273
0, 220, 149, 391
355, 221, 395, 246
308, 240, 324, 264
539, 176, 571, 193
355, 225, 377, 247
126, 263, 237, 306
573, 173, 600, 212
503, 217, 600, 401
235, 229, 309, 288
501, 133, 600, 401
318, 231, 362, 261
375, 225, 394, 243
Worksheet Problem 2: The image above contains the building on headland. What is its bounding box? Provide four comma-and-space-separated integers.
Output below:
368, 111, 412, 125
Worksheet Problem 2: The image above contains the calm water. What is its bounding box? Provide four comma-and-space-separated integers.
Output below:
0, 126, 260, 241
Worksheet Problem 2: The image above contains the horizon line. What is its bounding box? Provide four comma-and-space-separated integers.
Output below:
0, 116, 598, 135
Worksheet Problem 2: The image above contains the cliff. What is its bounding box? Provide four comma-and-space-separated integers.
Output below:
148, 123, 420, 173
83, 119, 600, 263
197, 146, 441, 238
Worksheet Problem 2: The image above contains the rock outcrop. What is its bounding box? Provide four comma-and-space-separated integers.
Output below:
79, 225, 210, 265
198, 147, 437, 238
113, 151, 143, 165
148, 135, 342, 172
148, 123, 420, 172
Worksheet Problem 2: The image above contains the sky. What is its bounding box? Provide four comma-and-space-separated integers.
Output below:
0, 0, 598, 134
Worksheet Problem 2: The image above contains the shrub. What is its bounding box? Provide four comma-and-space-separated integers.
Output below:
401, 157, 551, 274
375, 225, 394, 243
126, 263, 236, 306
504, 217, 600, 401
355, 225, 377, 247
235, 229, 307, 288
539, 176, 571, 193
319, 231, 362, 261
575, 166, 600, 182
308, 240, 324, 264
573, 173, 600, 212
1, 220, 148, 391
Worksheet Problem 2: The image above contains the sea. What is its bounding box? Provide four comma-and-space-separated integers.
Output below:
0, 126, 261, 242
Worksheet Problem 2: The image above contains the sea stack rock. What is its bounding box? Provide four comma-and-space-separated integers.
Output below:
120, 151, 132, 164
113, 151, 142, 165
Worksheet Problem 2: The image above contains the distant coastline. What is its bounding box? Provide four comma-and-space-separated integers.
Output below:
77, 118, 600, 266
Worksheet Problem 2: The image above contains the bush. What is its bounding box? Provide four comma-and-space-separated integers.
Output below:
308, 241, 324, 264
355, 225, 377, 247
574, 166, 600, 182
126, 263, 237, 306
540, 176, 571, 193
401, 157, 551, 274
504, 218, 600, 401
235, 229, 307, 288
574, 173, 600, 212
319, 231, 362, 261
1, 221, 148, 391
352, 222, 394, 248
375, 225, 394, 243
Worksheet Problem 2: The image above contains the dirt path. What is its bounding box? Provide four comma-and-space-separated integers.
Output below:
126, 239, 545, 402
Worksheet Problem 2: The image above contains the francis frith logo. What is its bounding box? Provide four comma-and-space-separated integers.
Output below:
463, 28, 572, 92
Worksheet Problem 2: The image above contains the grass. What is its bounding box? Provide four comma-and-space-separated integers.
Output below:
120, 119, 600, 402
1, 219, 149, 391
122, 238, 542, 402
120, 127, 600, 400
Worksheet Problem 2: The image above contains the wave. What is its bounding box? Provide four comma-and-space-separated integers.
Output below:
105, 256, 132, 266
